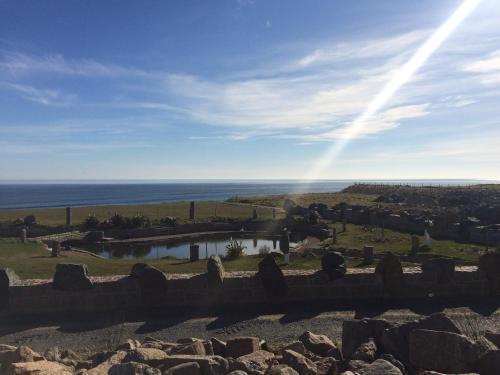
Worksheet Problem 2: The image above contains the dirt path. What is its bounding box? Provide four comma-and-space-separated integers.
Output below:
1, 305, 498, 357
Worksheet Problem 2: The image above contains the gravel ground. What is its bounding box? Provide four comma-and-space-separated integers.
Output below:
0, 303, 498, 357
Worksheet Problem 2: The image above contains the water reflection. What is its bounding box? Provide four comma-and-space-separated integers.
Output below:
89, 236, 292, 260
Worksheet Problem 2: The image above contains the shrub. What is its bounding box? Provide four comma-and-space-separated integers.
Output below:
110, 214, 126, 227
23, 215, 36, 226
83, 215, 99, 229
225, 239, 246, 259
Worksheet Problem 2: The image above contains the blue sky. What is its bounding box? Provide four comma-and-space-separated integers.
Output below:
0, 0, 499, 180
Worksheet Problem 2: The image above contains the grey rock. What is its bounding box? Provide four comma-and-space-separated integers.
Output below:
282, 349, 317, 375
53, 263, 93, 291
226, 337, 260, 359
375, 252, 403, 293
109, 361, 161, 375
321, 251, 346, 280
357, 359, 402, 375
299, 331, 337, 357
267, 365, 299, 375
130, 263, 168, 306
165, 361, 201, 375
258, 254, 287, 299
342, 319, 393, 359
207, 255, 224, 287
379, 354, 407, 375
351, 338, 377, 363
282, 341, 306, 355
233, 350, 274, 375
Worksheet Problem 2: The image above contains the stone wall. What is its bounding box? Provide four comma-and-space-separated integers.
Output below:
0, 266, 491, 318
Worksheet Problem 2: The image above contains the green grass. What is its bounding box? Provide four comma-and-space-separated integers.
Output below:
0, 238, 323, 279
0, 220, 481, 279
324, 222, 481, 263
0, 201, 282, 227
228, 192, 378, 208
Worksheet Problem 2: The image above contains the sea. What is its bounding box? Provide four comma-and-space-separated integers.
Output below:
0, 179, 495, 209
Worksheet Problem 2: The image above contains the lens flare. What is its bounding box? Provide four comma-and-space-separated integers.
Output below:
297, 0, 480, 190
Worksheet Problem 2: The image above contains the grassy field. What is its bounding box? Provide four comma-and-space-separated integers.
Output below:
0, 201, 282, 227
228, 192, 377, 208
0, 220, 481, 279
325, 222, 481, 263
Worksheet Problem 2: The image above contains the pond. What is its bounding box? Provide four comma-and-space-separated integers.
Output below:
86, 235, 295, 260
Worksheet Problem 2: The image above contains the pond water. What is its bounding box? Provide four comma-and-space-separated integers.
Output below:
88, 235, 293, 260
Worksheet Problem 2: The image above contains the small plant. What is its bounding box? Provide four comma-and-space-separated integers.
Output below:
225, 239, 246, 259
83, 215, 99, 229
258, 245, 271, 257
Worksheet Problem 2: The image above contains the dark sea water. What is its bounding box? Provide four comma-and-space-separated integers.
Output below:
0, 180, 493, 209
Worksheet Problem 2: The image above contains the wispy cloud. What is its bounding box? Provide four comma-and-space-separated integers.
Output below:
463, 49, 500, 85
2, 82, 76, 106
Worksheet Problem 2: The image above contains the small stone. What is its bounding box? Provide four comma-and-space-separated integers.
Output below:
109, 361, 162, 375
226, 337, 260, 358
164, 361, 201, 375
299, 331, 337, 357
233, 350, 274, 375
282, 350, 317, 375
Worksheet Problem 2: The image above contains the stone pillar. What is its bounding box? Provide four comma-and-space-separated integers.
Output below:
363, 245, 374, 264
342, 219, 347, 233
252, 208, 257, 220
20, 228, 27, 243
331, 227, 337, 244
66, 207, 72, 226
189, 244, 199, 262
51, 241, 61, 257
272, 208, 276, 220
280, 230, 290, 264
411, 235, 420, 254
189, 201, 195, 220
253, 238, 258, 248
272, 239, 277, 250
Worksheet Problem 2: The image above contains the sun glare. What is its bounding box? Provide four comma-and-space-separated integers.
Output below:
298, 0, 481, 188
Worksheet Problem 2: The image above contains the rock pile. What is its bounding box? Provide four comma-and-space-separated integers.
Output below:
0, 313, 498, 374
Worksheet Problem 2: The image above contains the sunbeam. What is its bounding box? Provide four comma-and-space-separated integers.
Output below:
297, 0, 481, 190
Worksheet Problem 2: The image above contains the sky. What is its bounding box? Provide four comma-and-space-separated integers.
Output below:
0, 0, 499, 180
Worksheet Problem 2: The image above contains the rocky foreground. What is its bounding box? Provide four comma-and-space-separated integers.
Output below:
1, 312, 499, 375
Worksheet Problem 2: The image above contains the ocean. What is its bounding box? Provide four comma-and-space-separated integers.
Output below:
0, 180, 493, 209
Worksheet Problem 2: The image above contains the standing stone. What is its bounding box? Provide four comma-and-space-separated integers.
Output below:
66, 207, 72, 226
207, 255, 224, 287
421, 258, 455, 284
189, 201, 195, 220
375, 252, 404, 293
190, 244, 200, 262
479, 252, 500, 294
363, 246, 374, 265
342, 219, 347, 233
272, 208, 276, 220
411, 235, 420, 254
53, 263, 93, 291
331, 227, 337, 244
0, 268, 19, 309
272, 239, 277, 250
130, 263, 168, 307
51, 241, 61, 257
280, 230, 290, 264
252, 208, 258, 220
258, 254, 288, 300
321, 251, 346, 280
20, 228, 27, 243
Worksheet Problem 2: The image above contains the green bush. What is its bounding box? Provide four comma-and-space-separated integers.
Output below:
225, 239, 246, 259
83, 215, 99, 229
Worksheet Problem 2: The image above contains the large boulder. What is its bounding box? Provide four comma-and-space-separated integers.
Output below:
282, 350, 317, 375
87, 351, 128, 375
356, 359, 403, 375
321, 251, 346, 280
226, 337, 260, 358
130, 263, 168, 306
171, 341, 206, 356
233, 350, 275, 375
477, 349, 500, 375
109, 361, 162, 375
207, 255, 225, 287
53, 263, 93, 291
478, 252, 500, 294
257, 254, 288, 300
379, 354, 407, 375
299, 331, 337, 357
342, 318, 394, 359
0, 268, 19, 308
380, 312, 461, 365
0, 346, 44, 367
421, 258, 455, 284
409, 329, 480, 373
8, 360, 73, 374
375, 252, 403, 293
